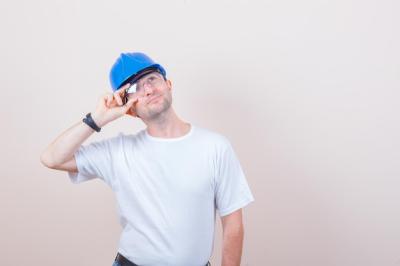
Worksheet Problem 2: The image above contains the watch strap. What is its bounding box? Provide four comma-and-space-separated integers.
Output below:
82, 112, 101, 132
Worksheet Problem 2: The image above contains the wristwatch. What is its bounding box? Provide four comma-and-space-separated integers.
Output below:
82, 113, 101, 132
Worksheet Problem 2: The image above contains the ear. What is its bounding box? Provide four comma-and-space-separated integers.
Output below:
126, 109, 141, 118
166, 79, 172, 91
126, 109, 136, 117
126, 103, 138, 117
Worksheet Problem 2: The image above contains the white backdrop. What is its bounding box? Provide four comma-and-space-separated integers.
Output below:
1, 0, 399, 265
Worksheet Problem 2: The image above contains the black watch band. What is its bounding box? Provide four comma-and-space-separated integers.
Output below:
82, 113, 101, 132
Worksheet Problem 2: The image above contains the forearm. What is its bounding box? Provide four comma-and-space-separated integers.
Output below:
221, 227, 244, 266
40, 120, 96, 167
41, 88, 136, 168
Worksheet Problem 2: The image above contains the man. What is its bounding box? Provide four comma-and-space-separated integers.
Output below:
41, 52, 254, 266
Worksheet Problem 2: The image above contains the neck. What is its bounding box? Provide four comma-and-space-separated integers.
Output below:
144, 107, 191, 138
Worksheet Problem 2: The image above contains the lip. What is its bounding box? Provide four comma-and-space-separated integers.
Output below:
147, 95, 161, 104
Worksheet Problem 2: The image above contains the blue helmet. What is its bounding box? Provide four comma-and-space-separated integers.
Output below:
109, 52, 166, 91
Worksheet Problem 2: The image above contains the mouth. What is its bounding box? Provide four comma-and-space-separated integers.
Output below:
147, 95, 161, 104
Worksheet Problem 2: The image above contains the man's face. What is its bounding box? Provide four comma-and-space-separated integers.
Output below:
127, 71, 172, 120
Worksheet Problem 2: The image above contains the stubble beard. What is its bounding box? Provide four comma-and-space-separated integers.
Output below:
139, 94, 172, 121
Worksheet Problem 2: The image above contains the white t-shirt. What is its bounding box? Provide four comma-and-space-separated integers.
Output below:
68, 124, 254, 266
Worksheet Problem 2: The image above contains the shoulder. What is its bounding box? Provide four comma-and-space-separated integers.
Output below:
193, 126, 232, 150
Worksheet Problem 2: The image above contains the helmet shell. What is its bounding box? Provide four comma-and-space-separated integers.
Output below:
109, 52, 166, 91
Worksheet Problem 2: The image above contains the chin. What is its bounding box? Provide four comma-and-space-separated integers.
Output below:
139, 96, 172, 119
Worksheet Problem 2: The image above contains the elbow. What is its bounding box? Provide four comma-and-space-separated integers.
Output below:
40, 151, 56, 169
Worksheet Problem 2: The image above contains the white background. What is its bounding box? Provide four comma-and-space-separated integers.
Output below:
0, 0, 399, 265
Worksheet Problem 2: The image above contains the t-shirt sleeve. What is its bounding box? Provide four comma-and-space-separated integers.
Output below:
214, 139, 255, 217
67, 134, 122, 187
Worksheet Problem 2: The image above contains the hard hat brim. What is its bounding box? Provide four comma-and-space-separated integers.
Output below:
118, 66, 166, 90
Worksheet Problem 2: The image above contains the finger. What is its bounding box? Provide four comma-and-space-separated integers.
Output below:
124, 97, 137, 109
125, 105, 137, 117
122, 97, 137, 113
117, 84, 132, 105
116, 83, 131, 98
114, 91, 123, 106
101, 94, 108, 106
106, 93, 113, 107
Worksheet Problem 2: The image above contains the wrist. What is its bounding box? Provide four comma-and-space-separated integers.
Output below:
91, 112, 107, 128
82, 112, 102, 132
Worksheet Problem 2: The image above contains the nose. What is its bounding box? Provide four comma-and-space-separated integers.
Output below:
143, 83, 155, 96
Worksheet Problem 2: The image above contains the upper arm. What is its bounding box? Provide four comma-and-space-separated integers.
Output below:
55, 156, 78, 172
221, 208, 244, 233
214, 139, 255, 217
